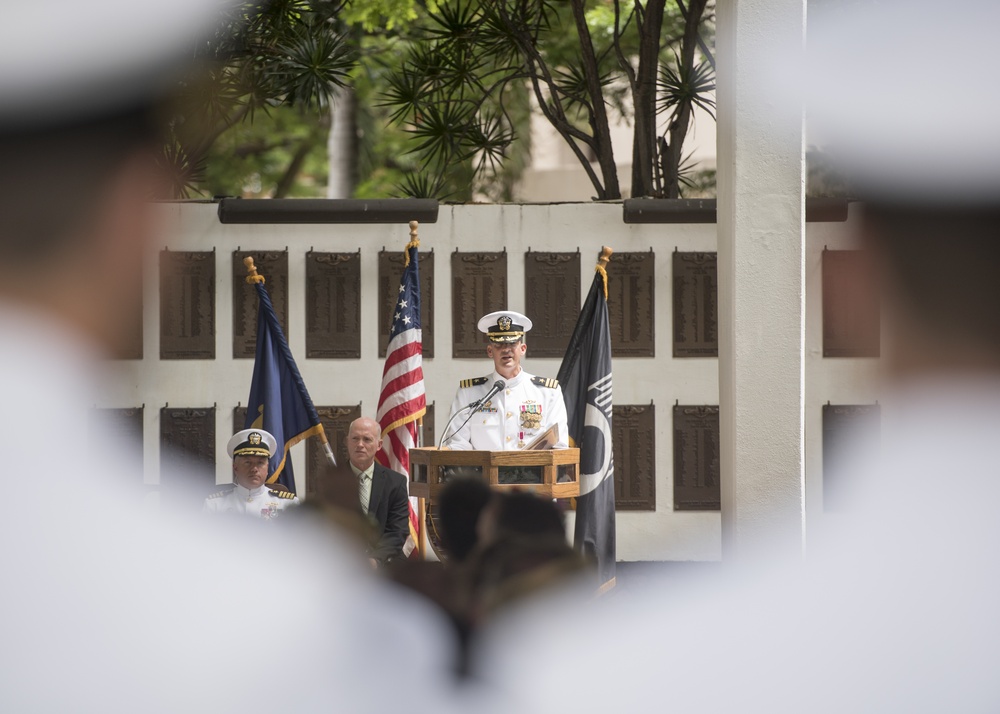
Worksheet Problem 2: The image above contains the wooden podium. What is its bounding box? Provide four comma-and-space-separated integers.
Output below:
408, 447, 580, 558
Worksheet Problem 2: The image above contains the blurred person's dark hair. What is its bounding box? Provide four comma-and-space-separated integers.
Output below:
0, 107, 164, 263
465, 492, 589, 627
0, 2, 230, 357
436, 476, 492, 563
490, 490, 567, 541
862, 204, 1000, 365
800, 0, 1000, 377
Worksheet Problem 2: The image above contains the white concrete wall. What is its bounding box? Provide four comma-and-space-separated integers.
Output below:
101, 201, 873, 561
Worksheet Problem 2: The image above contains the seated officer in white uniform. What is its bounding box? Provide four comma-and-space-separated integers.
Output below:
445, 311, 568, 450
204, 429, 300, 519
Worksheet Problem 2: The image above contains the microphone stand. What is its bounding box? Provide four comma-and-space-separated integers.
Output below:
437, 404, 478, 449
438, 381, 506, 448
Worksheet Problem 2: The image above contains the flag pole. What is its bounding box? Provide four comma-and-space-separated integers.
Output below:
416, 414, 427, 560
412, 221, 426, 559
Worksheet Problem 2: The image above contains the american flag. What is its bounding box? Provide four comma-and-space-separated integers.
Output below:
375, 233, 426, 553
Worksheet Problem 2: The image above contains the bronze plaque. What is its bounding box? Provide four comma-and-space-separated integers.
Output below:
823, 404, 880, 512
608, 251, 655, 357
524, 251, 581, 358
306, 251, 361, 358
306, 405, 362, 500
160, 407, 216, 469
233, 251, 288, 358
160, 250, 215, 359
673, 251, 718, 357
93, 407, 144, 478
613, 404, 656, 511
822, 250, 880, 357
378, 249, 435, 358
673, 405, 720, 510
451, 250, 508, 358
421, 403, 435, 449
233, 405, 248, 434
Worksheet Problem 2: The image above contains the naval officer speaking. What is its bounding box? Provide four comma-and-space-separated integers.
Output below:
444, 310, 568, 451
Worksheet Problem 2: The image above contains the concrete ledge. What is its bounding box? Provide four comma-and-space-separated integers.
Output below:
623, 197, 850, 224
217, 198, 439, 225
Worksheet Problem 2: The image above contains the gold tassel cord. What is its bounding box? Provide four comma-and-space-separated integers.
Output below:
403, 220, 420, 267
244, 256, 266, 285
596, 246, 613, 300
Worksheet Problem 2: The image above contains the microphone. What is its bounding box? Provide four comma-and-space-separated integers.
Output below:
438, 379, 507, 448
468, 379, 506, 411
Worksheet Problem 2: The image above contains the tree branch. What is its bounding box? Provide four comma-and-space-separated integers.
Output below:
570, 0, 620, 199
676, 0, 716, 69
613, 0, 638, 94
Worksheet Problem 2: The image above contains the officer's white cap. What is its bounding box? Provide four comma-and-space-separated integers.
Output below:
0, 0, 235, 132
797, 0, 1000, 204
478, 311, 533, 343
227, 429, 278, 460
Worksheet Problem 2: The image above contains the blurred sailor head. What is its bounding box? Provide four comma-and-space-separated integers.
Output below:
804, 0, 1000, 382
0, 0, 228, 357
227, 428, 277, 490
479, 310, 532, 378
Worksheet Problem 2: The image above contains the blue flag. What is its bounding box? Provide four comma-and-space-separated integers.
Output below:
245, 279, 326, 494
557, 254, 616, 590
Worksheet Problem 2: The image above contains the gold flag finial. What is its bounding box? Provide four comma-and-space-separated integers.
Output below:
596, 246, 612, 300
404, 220, 420, 267
244, 256, 265, 285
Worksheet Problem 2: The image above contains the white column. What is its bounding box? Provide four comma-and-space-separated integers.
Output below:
716, 0, 806, 560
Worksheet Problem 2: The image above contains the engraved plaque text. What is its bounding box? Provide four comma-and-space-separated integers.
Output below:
524, 251, 581, 358
451, 251, 507, 358
674, 405, 720, 510
160, 250, 215, 359
673, 251, 717, 357
608, 251, 654, 357
306, 251, 360, 358
613, 404, 656, 511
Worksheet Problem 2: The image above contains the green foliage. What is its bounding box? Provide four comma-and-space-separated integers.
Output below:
199, 106, 330, 198
342, 0, 438, 31
378, 0, 716, 200
657, 54, 716, 121
165, 1, 355, 197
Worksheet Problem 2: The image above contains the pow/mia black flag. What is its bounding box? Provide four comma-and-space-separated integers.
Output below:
557, 248, 616, 590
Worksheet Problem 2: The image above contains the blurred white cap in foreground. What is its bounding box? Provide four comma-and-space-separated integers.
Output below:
803, 0, 1000, 203
0, 0, 233, 131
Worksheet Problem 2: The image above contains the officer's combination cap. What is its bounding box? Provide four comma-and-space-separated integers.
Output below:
478, 310, 533, 344
227, 429, 277, 459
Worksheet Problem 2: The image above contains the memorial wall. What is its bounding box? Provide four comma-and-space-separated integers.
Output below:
100, 201, 877, 561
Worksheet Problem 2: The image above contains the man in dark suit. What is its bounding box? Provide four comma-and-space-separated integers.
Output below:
346, 417, 410, 567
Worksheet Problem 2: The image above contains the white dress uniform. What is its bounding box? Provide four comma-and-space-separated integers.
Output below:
203, 483, 300, 519
204, 428, 301, 518
446, 369, 568, 451
445, 310, 569, 451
